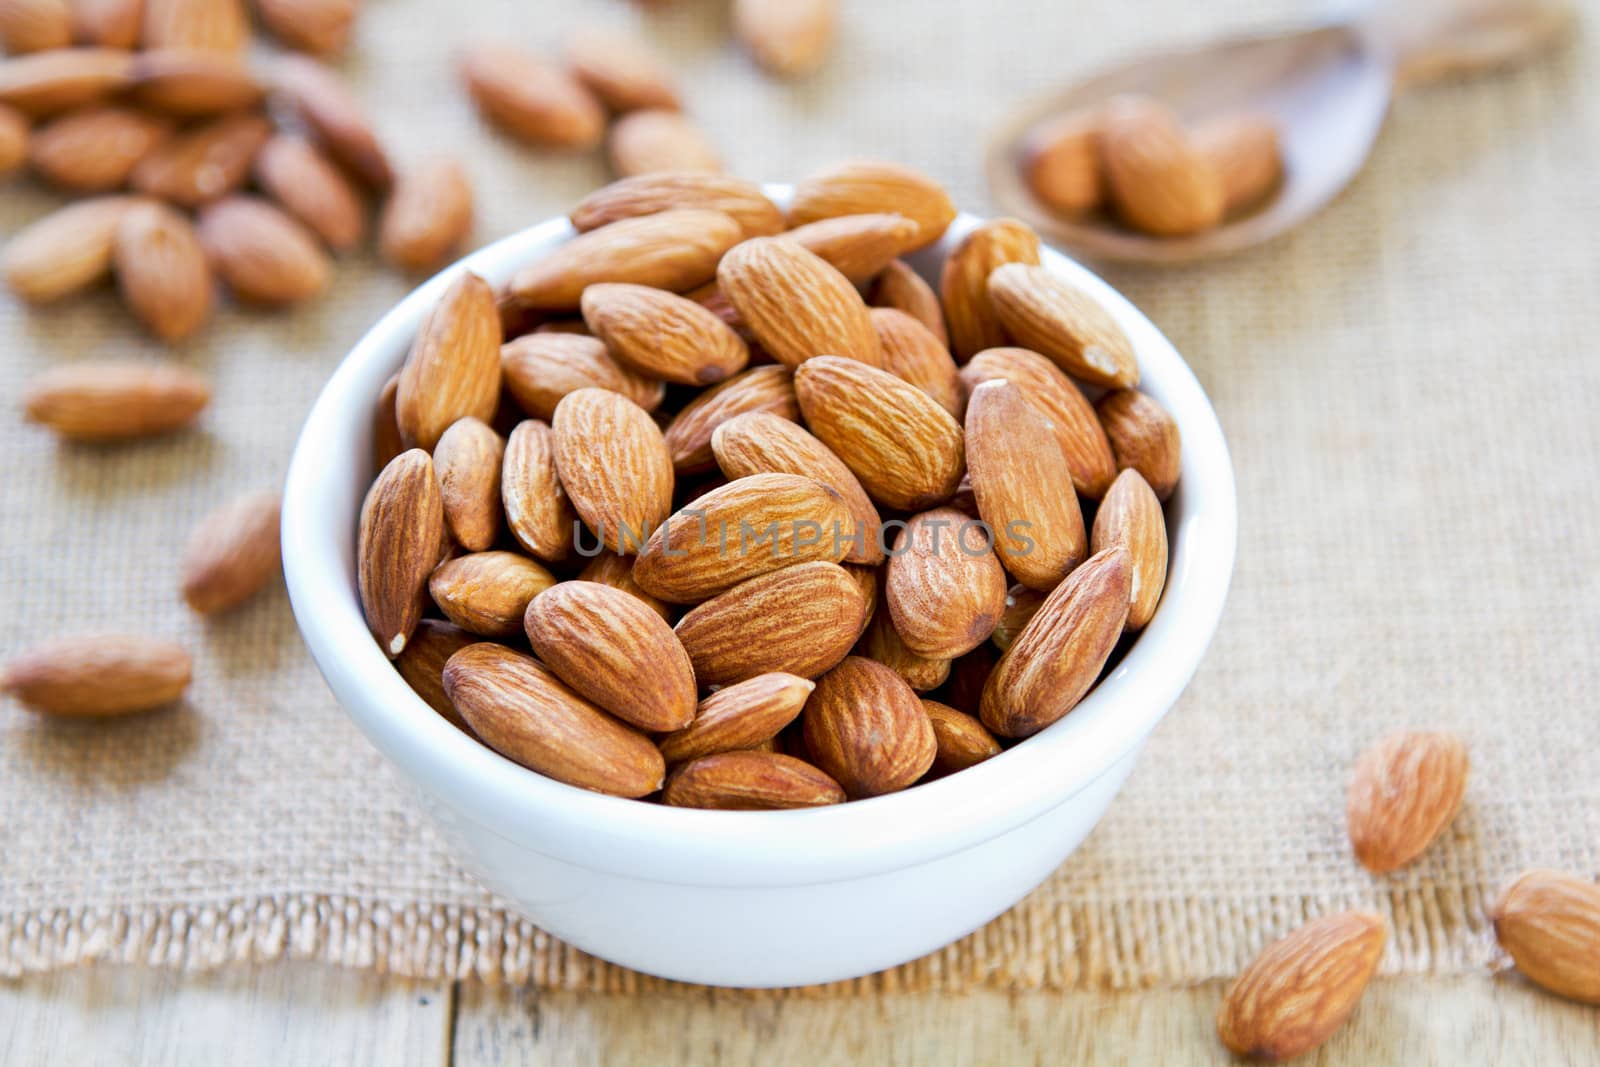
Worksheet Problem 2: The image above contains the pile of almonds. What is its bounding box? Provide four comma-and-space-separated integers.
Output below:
1021, 93, 1283, 237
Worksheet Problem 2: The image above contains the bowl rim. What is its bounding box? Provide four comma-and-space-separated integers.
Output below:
281, 187, 1238, 889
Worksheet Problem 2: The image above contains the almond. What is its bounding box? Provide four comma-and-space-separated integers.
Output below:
788, 160, 956, 250
856, 600, 950, 692
869, 258, 947, 346
1021, 108, 1104, 218
1096, 387, 1181, 501
271, 54, 392, 189
991, 583, 1045, 653
460, 43, 604, 150
551, 387, 675, 555
110, 201, 212, 340
663, 363, 798, 474
442, 642, 664, 798
1193, 111, 1283, 216
802, 655, 935, 798
608, 108, 719, 177
371, 371, 403, 472
785, 213, 920, 285
380, 158, 474, 272
509, 208, 742, 310
938, 643, 996, 717
987, 263, 1138, 389
393, 271, 501, 449
923, 699, 1001, 775
500, 419, 575, 563
664, 750, 844, 809
28, 104, 170, 191
564, 26, 681, 113
965, 379, 1086, 590
657, 671, 812, 765
23, 359, 208, 440
1216, 912, 1387, 1062
939, 217, 1041, 361
674, 561, 865, 685
393, 619, 475, 731
70, 0, 140, 48
0, 101, 27, 173
0, 46, 133, 116
255, 0, 356, 55
960, 346, 1116, 498
1491, 869, 1600, 1004
870, 307, 963, 418
199, 194, 331, 304
570, 173, 784, 238
0, 0, 71, 53
131, 112, 271, 206
711, 410, 882, 565
179, 490, 281, 614
2, 194, 142, 302
524, 580, 697, 732
885, 507, 1006, 659
432, 416, 504, 552
357, 448, 445, 657
793, 355, 966, 512
1090, 468, 1167, 630
128, 49, 264, 115
980, 546, 1129, 737
253, 134, 366, 252
734, 0, 835, 78
716, 236, 881, 370
1, 633, 191, 716
500, 332, 664, 422
142, 0, 247, 52
581, 282, 749, 386
1345, 731, 1469, 874
843, 561, 877, 634
429, 550, 556, 638
1099, 94, 1225, 237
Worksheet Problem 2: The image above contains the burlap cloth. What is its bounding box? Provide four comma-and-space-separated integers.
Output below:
3, 0, 1597, 991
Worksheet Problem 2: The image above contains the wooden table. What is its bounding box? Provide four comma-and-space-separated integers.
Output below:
4, 963, 1597, 1063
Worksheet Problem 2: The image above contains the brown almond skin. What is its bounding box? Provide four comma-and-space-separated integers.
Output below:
1090, 468, 1168, 631
371, 373, 404, 473
581, 282, 749, 386
443, 642, 664, 798
0, 46, 134, 117
1, 634, 191, 717
960, 347, 1116, 498
564, 26, 681, 113
717, 236, 881, 370
938, 643, 997, 717
551, 387, 675, 555
663, 364, 798, 475
1491, 869, 1600, 1004
658, 672, 813, 766
71, 0, 141, 48
1216, 912, 1387, 1062
1022, 108, 1104, 218
393, 619, 475, 732
734, 0, 835, 79
358, 448, 445, 657
675, 561, 866, 686
923, 699, 1001, 775
940, 218, 1041, 361
869, 258, 947, 346
1097, 388, 1181, 501
632, 473, 854, 603
500, 419, 574, 563
142, 0, 247, 52
0, 0, 72, 53
380, 158, 474, 273
795, 355, 966, 513
991, 584, 1046, 653
128, 49, 263, 116
23, 360, 208, 441
0, 101, 27, 173
1193, 111, 1283, 216
501, 332, 663, 422
429, 550, 556, 639
253, 134, 366, 253
965, 379, 1086, 590
461, 43, 605, 149
256, 0, 356, 55
569, 173, 784, 238
271, 55, 392, 190
395, 271, 502, 451
785, 213, 920, 285
2, 195, 141, 303
113, 201, 213, 342
870, 307, 963, 418
1345, 731, 1469, 874
885, 507, 1007, 660
856, 601, 950, 693
577, 550, 673, 624
196, 195, 331, 305
130, 113, 271, 207
664, 751, 845, 810
608, 108, 720, 177
802, 656, 936, 798
29, 105, 170, 192
988, 263, 1138, 390
180, 490, 281, 614
433, 417, 504, 552
980, 546, 1130, 738
788, 160, 955, 250
524, 580, 697, 732
1100, 94, 1225, 237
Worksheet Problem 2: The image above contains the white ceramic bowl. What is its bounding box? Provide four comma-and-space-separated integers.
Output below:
282, 193, 1238, 988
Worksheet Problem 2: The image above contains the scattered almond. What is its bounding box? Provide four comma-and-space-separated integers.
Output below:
2, 194, 140, 302
197, 194, 330, 304
0, 0, 72, 54
272, 54, 392, 189
128, 49, 264, 115
1491, 869, 1600, 1004
461, 43, 605, 150
142, 0, 248, 52
113, 200, 214, 341
253, 134, 367, 252
255, 0, 357, 55
0, 101, 28, 173
1, 633, 191, 716
380, 158, 474, 272
608, 108, 719, 177
734, 0, 836, 78
130, 112, 272, 206
28, 105, 170, 192
23, 359, 208, 440
70, 0, 141, 48
180, 490, 282, 614
1345, 731, 1469, 874
0, 46, 133, 116
564, 27, 681, 113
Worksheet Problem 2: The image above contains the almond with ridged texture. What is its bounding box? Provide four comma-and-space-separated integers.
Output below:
0, 102, 27, 173
1217, 912, 1386, 1062
789, 160, 955, 249
886, 507, 1006, 660
0, 0, 71, 53
442, 642, 664, 798
965, 379, 1086, 590
70, 0, 141, 48
665, 751, 844, 810
1097, 387, 1181, 500
1193, 111, 1283, 216
131, 112, 271, 206
501, 332, 663, 421
27, 104, 168, 191
794, 355, 965, 512
940, 217, 1040, 361
552, 387, 674, 555
870, 259, 947, 345
1099, 94, 1224, 237
0, 46, 133, 116
1491, 869, 1600, 1004
379, 158, 473, 272
394, 270, 501, 450
658, 672, 812, 765
429, 550, 555, 638
1021, 108, 1104, 217
991, 584, 1045, 653
870, 307, 963, 417
582, 282, 748, 386
1345, 731, 1468, 874
2, 634, 191, 716
663, 363, 797, 474
2, 195, 140, 302
712, 410, 881, 564
988, 263, 1138, 389
856, 601, 950, 692
393, 619, 475, 731
980, 546, 1129, 738
923, 699, 1001, 775
786, 213, 920, 285
199, 195, 329, 304
577, 550, 672, 624
128, 49, 264, 115
23, 359, 208, 440
371, 372, 403, 472
1091, 468, 1167, 631
113, 200, 213, 341
564, 26, 680, 113
734, 0, 834, 78
509, 208, 741, 310
253, 134, 366, 252
608, 108, 719, 177
179, 490, 281, 614
716, 237, 881, 370
674, 561, 865, 686
524, 580, 696, 732
272, 55, 392, 189
143, 0, 246, 51
432, 416, 503, 552
357, 448, 444, 657
569, 173, 783, 238
461, 43, 604, 150
499, 419, 574, 564
802, 656, 935, 798
256, 0, 357, 55
960, 347, 1116, 498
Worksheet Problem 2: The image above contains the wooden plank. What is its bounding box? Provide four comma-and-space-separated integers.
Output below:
0, 964, 454, 1067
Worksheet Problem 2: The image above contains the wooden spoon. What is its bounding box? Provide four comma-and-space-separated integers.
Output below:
985, 0, 1572, 264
